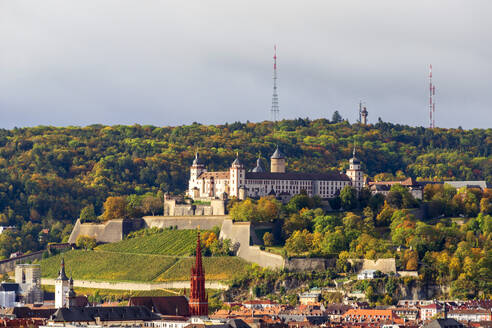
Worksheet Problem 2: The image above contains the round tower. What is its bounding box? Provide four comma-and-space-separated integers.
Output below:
361, 107, 368, 125
229, 153, 245, 198
346, 148, 364, 191
270, 146, 286, 173
188, 152, 206, 198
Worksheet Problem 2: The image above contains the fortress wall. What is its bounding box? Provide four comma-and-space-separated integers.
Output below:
220, 220, 284, 269
143, 216, 227, 230
285, 258, 336, 271
349, 258, 397, 274
164, 199, 225, 216
68, 219, 124, 244
41, 278, 227, 290
0, 251, 44, 273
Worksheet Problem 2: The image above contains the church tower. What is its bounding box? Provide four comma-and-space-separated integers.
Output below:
229, 154, 245, 198
55, 259, 70, 308
270, 146, 286, 173
189, 231, 208, 317
346, 147, 364, 191
188, 152, 206, 198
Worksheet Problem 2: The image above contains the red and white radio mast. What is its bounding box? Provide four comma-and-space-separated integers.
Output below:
429, 65, 436, 128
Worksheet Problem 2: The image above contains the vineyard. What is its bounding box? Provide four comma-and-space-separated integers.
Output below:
96, 229, 202, 256
40, 250, 179, 282
38, 229, 250, 283
155, 257, 250, 282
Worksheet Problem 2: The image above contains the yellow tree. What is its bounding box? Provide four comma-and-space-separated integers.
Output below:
102, 196, 128, 221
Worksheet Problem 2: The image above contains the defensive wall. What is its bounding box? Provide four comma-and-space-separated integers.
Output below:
0, 251, 44, 273
41, 278, 227, 290
68, 218, 144, 244
143, 216, 227, 230
220, 220, 285, 269
68, 215, 345, 271
349, 258, 397, 274
284, 257, 336, 271
163, 199, 225, 216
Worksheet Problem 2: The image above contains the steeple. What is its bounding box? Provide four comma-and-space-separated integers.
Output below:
189, 231, 208, 317
57, 258, 68, 281
252, 156, 265, 173
231, 152, 243, 167
192, 151, 204, 166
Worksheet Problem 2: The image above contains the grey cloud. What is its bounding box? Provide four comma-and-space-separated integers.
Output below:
0, 0, 491, 129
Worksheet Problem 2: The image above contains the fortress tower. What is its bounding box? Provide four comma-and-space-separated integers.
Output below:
346, 148, 364, 191
270, 146, 286, 173
189, 232, 208, 317
189, 152, 206, 198
229, 154, 245, 198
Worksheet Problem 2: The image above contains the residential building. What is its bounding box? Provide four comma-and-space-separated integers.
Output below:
421, 303, 444, 321
447, 309, 492, 322
342, 309, 401, 324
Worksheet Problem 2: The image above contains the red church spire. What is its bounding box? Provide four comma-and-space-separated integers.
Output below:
189, 231, 208, 316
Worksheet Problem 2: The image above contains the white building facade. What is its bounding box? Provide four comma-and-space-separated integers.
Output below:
188, 147, 364, 200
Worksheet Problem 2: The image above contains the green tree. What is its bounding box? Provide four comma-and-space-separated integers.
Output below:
340, 186, 358, 210
331, 110, 343, 123
76, 235, 97, 250
79, 205, 97, 223
229, 199, 258, 221
141, 195, 162, 216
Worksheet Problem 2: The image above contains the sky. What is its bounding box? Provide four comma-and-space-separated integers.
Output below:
0, 0, 491, 129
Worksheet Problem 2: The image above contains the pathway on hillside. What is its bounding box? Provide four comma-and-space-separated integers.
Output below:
41, 278, 228, 290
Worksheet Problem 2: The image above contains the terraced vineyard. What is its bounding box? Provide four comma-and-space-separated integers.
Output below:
96, 229, 201, 256
40, 250, 178, 282
155, 257, 250, 282
38, 229, 250, 283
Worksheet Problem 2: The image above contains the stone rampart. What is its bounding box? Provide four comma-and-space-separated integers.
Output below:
349, 258, 397, 274
397, 271, 419, 277
220, 220, 284, 269
68, 219, 126, 244
0, 251, 44, 273
164, 199, 225, 216
41, 278, 227, 290
143, 216, 227, 230
285, 257, 336, 271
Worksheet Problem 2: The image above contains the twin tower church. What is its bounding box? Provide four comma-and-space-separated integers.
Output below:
188, 146, 364, 201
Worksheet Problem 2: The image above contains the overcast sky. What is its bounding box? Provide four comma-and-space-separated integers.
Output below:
0, 0, 491, 129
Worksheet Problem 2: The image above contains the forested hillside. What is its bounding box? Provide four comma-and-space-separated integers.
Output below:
0, 118, 490, 257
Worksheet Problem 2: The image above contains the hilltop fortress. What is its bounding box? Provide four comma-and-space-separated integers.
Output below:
188, 147, 364, 201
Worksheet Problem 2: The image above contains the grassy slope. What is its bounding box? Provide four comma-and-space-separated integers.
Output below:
155, 257, 250, 282
39, 230, 250, 282
96, 230, 199, 256
40, 250, 178, 282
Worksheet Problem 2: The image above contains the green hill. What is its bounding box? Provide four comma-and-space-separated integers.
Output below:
40, 250, 178, 282
40, 251, 248, 282
96, 229, 200, 256
0, 121, 490, 258
39, 229, 250, 282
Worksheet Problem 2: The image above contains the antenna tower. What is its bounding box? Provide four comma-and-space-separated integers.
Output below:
271, 45, 280, 122
429, 65, 436, 128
